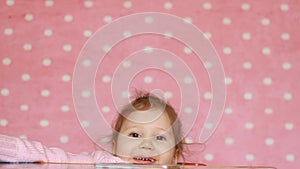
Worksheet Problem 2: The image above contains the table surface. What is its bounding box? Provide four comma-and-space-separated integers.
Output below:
0, 163, 277, 169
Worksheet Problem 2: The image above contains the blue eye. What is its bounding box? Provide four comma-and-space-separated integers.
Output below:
155, 135, 166, 141
129, 132, 141, 138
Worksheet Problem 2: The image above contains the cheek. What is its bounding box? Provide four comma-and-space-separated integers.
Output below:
154, 143, 172, 152
115, 137, 139, 155
154, 139, 176, 153
158, 148, 177, 164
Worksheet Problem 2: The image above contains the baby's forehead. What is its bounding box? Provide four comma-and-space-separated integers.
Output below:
124, 108, 171, 124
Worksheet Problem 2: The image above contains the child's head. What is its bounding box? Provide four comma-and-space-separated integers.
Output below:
112, 92, 183, 164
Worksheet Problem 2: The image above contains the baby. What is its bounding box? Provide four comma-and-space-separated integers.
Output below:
112, 92, 183, 164
0, 92, 183, 164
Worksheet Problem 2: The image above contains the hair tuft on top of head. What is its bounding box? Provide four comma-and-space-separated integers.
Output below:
128, 89, 168, 111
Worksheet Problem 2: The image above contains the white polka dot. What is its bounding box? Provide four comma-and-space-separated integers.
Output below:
263, 77, 272, 85
103, 16, 112, 23
19, 135, 27, 139
42, 58, 52, 66
164, 61, 173, 69
23, 43, 32, 51
245, 154, 254, 161
60, 136, 69, 143
21, 73, 31, 81
204, 92, 213, 100
123, 1, 132, 9
20, 104, 29, 111
164, 91, 173, 99
62, 74, 71, 82
164, 32, 173, 39
121, 90, 130, 98
204, 61, 212, 69
264, 108, 273, 115
122, 60, 132, 68
102, 75, 111, 83
223, 47, 232, 55
144, 46, 153, 53
286, 154, 295, 162
63, 44, 72, 52
2, 57, 12, 65
261, 18, 270, 26
225, 77, 232, 85
183, 17, 192, 24
224, 107, 233, 114
1, 88, 10, 96
203, 2, 212, 10
4, 28, 13, 35
204, 122, 213, 130
204, 153, 214, 161
244, 92, 253, 100
144, 16, 153, 24
242, 32, 251, 40
123, 31, 132, 38
184, 107, 193, 114
61, 105, 70, 112
6, 0, 15, 6
41, 90, 50, 97
225, 137, 234, 145
144, 76, 153, 84
262, 47, 271, 55
81, 90, 91, 98
265, 138, 274, 146
64, 14, 73, 22
24, 13, 34, 21
281, 33, 290, 40
243, 62, 252, 69
280, 4, 289, 11
44, 29, 52, 36
164, 2, 173, 9
102, 44, 111, 52
285, 122, 294, 130
184, 47, 192, 54
102, 106, 110, 113
245, 122, 254, 129
184, 138, 193, 143
83, 30, 92, 37
101, 137, 111, 143
203, 32, 212, 39
283, 92, 292, 100
40, 120, 49, 127
84, 0, 93, 8
183, 76, 193, 84
82, 59, 92, 67
222, 17, 231, 25
0, 119, 8, 127
241, 3, 250, 11
282, 62, 291, 70
81, 120, 90, 128
45, 0, 54, 7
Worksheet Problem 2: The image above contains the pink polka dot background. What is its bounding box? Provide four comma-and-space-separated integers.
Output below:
0, 0, 299, 168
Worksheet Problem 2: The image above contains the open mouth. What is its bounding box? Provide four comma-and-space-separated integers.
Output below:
133, 156, 157, 164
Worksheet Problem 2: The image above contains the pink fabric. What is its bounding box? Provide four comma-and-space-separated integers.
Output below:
0, 1, 299, 169
0, 134, 125, 163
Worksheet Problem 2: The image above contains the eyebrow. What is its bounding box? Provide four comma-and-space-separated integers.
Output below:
121, 124, 173, 134
121, 125, 140, 132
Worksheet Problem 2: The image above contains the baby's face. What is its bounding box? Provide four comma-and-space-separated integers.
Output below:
114, 109, 177, 164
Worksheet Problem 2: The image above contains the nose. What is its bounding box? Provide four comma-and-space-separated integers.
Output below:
139, 139, 154, 150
